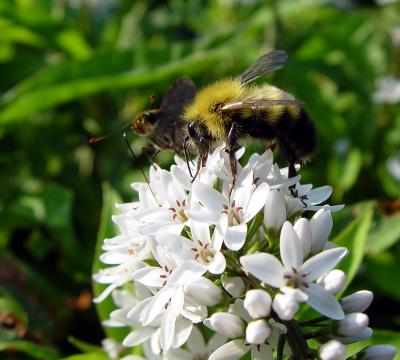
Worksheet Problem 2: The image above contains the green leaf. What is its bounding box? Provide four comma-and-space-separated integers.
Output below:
61, 353, 109, 360
92, 183, 127, 342
0, 47, 228, 124
68, 337, 102, 354
0, 340, 58, 360
366, 212, 400, 254
333, 202, 373, 291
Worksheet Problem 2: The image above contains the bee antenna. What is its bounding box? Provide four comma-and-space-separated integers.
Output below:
88, 121, 132, 144
123, 132, 157, 201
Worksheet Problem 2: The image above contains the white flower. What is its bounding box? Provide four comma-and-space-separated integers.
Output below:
372, 75, 400, 104
240, 221, 347, 320
319, 340, 346, 360
188, 167, 269, 250
156, 217, 228, 275
356, 345, 397, 360
164, 326, 227, 360
340, 291, 373, 313
243, 290, 272, 319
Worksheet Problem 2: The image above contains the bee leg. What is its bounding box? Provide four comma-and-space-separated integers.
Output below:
277, 135, 299, 197
183, 136, 194, 178
143, 144, 160, 169
191, 140, 209, 182
226, 122, 240, 180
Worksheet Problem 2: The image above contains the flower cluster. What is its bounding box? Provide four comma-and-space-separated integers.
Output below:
94, 147, 396, 360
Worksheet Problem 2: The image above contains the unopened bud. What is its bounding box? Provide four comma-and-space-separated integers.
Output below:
310, 206, 332, 253
337, 313, 369, 337
339, 327, 373, 345
294, 217, 312, 258
244, 290, 272, 319
221, 275, 246, 298
204, 313, 244, 338
340, 291, 373, 313
264, 190, 286, 231
245, 319, 271, 345
318, 269, 346, 295
272, 293, 299, 321
356, 345, 397, 360
319, 340, 346, 360
185, 277, 222, 306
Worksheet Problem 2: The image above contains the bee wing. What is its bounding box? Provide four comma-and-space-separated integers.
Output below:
239, 50, 287, 85
160, 76, 197, 115
220, 98, 304, 112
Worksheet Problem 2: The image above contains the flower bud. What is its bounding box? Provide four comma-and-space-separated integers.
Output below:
310, 206, 333, 254
185, 277, 222, 306
294, 217, 312, 258
221, 275, 246, 298
264, 190, 286, 231
336, 313, 369, 337
356, 345, 397, 360
340, 291, 373, 313
319, 340, 346, 360
204, 313, 244, 338
339, 327, 373, 345
245, 319, 271, 345
244, 290, 272, 319
272, 293, 299, 321
318, 269, 346, 295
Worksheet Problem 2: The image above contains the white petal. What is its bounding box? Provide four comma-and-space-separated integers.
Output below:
171, 165, 192, 191
302, 247, 347, 281
127, 297, 152, 321
305, 284, 344, 320
141, 287, 175, 325
240, 253, 285, 288
172, 317, 193, 348
192, 182, 227, 210
209, 252, 226, 274
160, 308, 176, 350
264, 190, 286, 230
206, 333, 229, 353
225, 224, 247, 250
208, 340, 249, 360
212, 214, 228, 251
123, 327, 155, 347
244, 183, 270, 222
190, 220, 211, 245
133, 267, 165, 287
168, 261, 206, 287
307, 186, 332, 204
185, 209, 220, 225
231, 167, 254, 209
169, 286, 185, 316
280, 221, 303, 270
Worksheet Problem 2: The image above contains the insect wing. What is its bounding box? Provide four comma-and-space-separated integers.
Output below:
220, 98, 304, 112
151, 76, 197, 155
160, 76, 197, 115
239, 50, 287, 84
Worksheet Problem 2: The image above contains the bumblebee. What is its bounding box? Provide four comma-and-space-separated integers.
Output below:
131, 76, 196, 160
183, 50, 317, 180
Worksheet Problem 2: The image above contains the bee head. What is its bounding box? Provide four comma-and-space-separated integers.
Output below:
131, 110, 160, 136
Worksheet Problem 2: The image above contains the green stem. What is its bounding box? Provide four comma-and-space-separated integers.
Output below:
283, 320, 313, 360
299, 316, 327, 327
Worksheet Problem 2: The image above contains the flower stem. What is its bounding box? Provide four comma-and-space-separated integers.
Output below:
283, 320, 314, 360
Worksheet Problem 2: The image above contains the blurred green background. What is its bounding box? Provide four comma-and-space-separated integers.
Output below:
1, 0, 400, 359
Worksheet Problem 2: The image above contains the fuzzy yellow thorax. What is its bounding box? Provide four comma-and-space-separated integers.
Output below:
183, 79, 245, 139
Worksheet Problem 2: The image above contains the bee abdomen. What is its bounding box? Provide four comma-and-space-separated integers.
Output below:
276, 108, 317, 159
